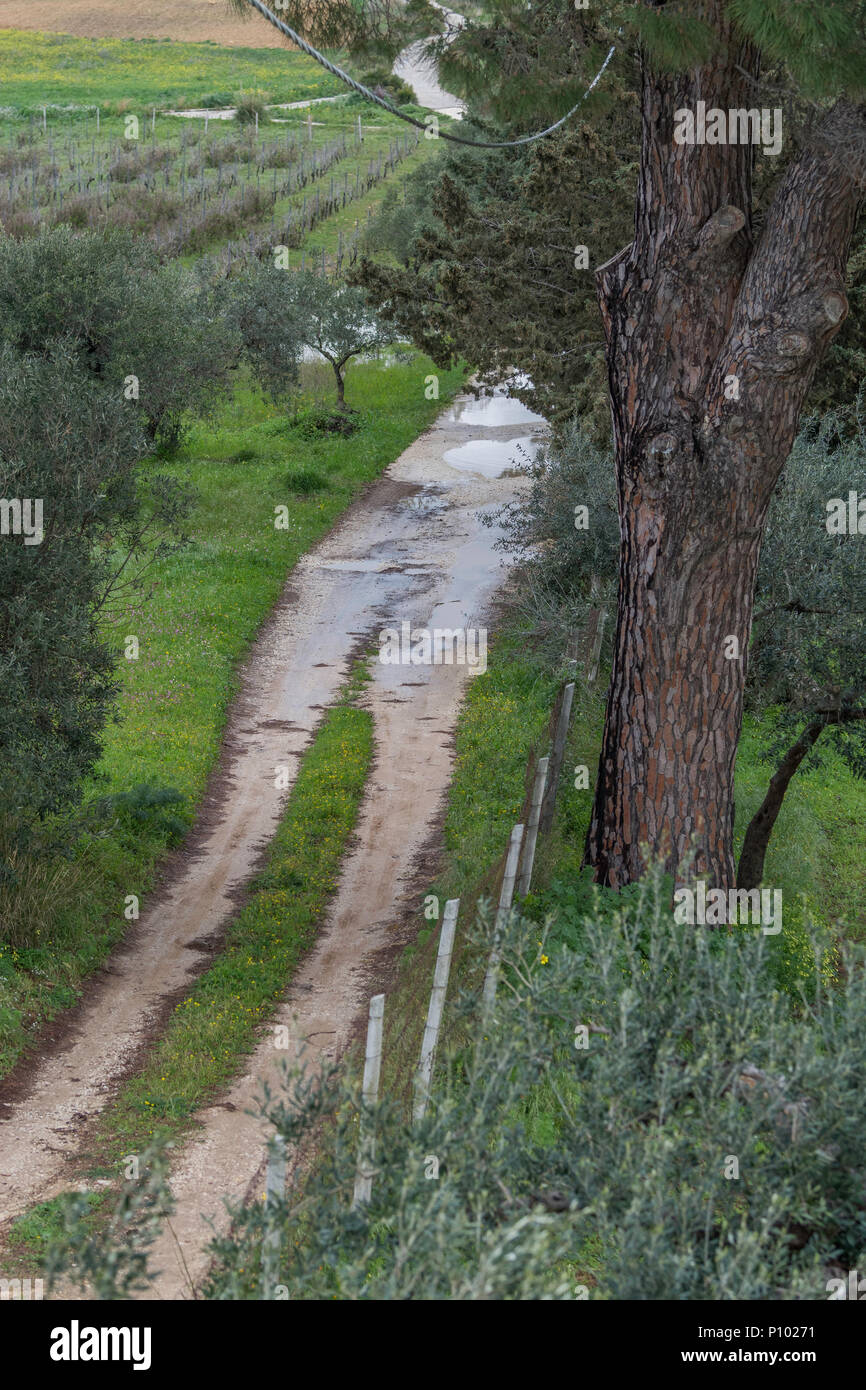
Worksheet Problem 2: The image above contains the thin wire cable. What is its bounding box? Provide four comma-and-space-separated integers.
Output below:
241, 0, 617, 149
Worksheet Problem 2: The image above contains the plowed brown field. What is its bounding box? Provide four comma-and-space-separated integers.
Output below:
0, 0, 290, 48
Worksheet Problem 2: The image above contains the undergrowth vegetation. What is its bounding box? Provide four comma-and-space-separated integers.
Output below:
44, 887, 866, 1300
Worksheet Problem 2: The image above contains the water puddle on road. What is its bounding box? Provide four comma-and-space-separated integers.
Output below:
443, 435, 542, 479
444, 394, 546, 427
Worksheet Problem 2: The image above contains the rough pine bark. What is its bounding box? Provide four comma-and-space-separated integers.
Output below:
584, 9, 866, 891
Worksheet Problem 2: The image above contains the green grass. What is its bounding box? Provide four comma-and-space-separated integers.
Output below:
371, 620, 866, 1298
0, 352, 464, 1077
95, 661, 374, 1163
7, 1192, 105, 1266
431, 633, 601, 906
0, 30, 342, 112
431, 623, 866, 949
379, 626, 605, 1105
378, 616, 866, 1105
733, 717, 866, 955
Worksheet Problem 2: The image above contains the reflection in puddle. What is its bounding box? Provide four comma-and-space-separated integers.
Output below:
444, 394, 546, 427
443, 435, 541, 479
403, 492, 448, 514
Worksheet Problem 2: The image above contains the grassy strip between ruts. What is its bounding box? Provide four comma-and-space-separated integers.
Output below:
0, 353, 464, 1076
7, 665, 373, 1261
91, 660, 374, 1168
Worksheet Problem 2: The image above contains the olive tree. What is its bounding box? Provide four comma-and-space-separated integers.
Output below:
289, 270, 388, 412
0, 226, 236, 453
0, 347, 191, 824
738, 408, 866, 889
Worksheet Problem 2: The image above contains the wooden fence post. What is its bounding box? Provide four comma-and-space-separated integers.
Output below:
538, 683, 575, 834
413, 899, 459, 1123
482, 824, 524, 1014
261, 1133, 286, 1294
352, 993, 385, 1207
516, 756, 549, 898
584, 608, 607, 687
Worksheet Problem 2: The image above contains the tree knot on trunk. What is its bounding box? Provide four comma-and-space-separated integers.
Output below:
757, 288, 849, 374
818, 290, 849, 326
765, 329, 812, 370
646, 431, 679, 477
692, 205, 747, 263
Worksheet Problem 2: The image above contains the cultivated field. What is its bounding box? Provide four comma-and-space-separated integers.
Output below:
0, 104, 425, 267
0, 0, 290, 47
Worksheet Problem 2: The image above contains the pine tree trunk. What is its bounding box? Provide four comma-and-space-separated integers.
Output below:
584, 13, 864, 890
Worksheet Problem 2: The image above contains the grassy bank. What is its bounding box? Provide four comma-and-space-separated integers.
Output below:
432, 625, 866, 954
362, 614, 866, 1298
380, 614, 866, 1103
0, 30, 342, 112
0, 352, 464, 1077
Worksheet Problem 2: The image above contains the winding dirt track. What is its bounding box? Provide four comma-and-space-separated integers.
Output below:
0, 394, 543, 1297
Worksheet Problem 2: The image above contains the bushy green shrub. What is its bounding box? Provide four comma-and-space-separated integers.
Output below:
51, 881, 866, 1300
0, 228, 213, 834
0, 226, 237, 451
357, 70, 417, 106
234, 91, 270, 126
486, 421, 619, 660
293, 405, 360, 438
204, 887, 866, 1299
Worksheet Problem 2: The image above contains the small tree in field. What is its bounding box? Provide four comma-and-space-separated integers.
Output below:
225, 258, 305, 407
227, 264, 387, 414
290, 271, 388, 413
738, 408, 866, 889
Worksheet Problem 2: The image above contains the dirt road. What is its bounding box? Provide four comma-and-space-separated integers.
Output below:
0, 391, 544, 1294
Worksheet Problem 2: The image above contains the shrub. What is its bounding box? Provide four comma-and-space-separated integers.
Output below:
46, 880, 866, 1299
486, 421, 619, 661
235, 91, 270, 126
0, 229, 215, 829
357, 70, 417, 106
294, 405, 360, 438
